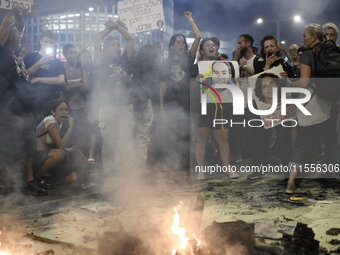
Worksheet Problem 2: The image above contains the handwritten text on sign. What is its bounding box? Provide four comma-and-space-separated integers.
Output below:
117, 0, 165, 33
0, 0, 33, 12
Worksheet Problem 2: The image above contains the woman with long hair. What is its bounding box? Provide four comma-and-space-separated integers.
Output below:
193, 38, 239, 179
35, 99, 88, 186
159, 12, 201, 175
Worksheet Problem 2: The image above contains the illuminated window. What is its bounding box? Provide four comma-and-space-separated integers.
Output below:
68, 34, 74, 41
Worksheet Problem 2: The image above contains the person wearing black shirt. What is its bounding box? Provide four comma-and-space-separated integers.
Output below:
94, 19, 135, 173
160, 11, 201, 175
191, 38, 239, 180
24, 30, 65, 120
0, 7, 47, 196
253, 35, 293, 77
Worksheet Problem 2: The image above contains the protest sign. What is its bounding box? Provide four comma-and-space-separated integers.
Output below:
0, 0, 33, 12
117, 0, 165, 33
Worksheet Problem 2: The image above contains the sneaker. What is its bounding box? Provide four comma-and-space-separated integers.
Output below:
285, 183, 297, 194
227, 172, 239, 179
247, 172, 264, 180
88, 157, 96, 163
22, 180, 48, 196
37, 177, 57, 190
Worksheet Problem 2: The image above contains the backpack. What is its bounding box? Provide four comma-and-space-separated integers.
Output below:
312, 40, 340, 100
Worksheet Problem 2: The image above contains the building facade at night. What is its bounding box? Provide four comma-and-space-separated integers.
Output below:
23, 0, 174, 55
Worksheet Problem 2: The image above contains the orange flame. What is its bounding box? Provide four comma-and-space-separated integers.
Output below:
192, 233, 201, 247
0, 252, 11, 255
171, 205, 189, 254
0, 231, 11, 255
170, 203, 201, 255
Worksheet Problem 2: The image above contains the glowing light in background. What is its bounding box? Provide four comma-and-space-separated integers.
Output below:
293, 14, 302, 23
256, 18, 263, 24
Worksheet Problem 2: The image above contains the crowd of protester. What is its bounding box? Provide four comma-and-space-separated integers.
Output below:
0, 6, 339, 196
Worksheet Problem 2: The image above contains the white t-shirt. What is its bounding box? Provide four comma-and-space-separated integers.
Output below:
36, 115, 63, 151
246, 55, 256, 75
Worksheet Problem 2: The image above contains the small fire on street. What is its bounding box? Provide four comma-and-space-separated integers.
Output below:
171, 202, 200, 255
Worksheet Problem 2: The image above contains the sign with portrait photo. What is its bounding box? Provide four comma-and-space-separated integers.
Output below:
248, 66, 297, 129
198, 60, 240, 103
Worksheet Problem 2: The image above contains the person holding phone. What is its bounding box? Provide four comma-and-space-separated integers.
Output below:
24, 30, 65, 120
253, 35, 293, 77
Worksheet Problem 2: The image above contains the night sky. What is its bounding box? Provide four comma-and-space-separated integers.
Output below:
1, 0, 339, 49
174, 0, 340, 47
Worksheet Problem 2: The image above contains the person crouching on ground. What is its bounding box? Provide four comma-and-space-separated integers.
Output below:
34, 99, 89, 186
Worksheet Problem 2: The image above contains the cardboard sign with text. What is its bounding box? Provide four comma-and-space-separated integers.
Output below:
117, 0, 165, 34
0, 0, 33, 12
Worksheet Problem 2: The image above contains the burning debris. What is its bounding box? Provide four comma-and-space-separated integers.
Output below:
171, 202, 201, 255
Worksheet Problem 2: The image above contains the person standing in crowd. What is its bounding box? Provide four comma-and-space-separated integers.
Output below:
250, 73, 292, 170
245, 36, 293, 179
147, 42, 165, 168
322, 22, 339, 44
254, 35, 293, 77
230, 34, 256, 164
285, 24, 338, 193
24, 30, 65, 120
160, 11, 201, 175
211, 37, 228, 60
62, 44, 94, 161
288, 44, 301, 79
78, 49, 98, 163
0, 6, 47, 196
132, 45, 160, 168
192, 38, 239, 179
233, 34, 255, 77
94, 18, 135, 173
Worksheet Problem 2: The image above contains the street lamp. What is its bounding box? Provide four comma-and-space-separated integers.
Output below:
255, 15, 303, 41
293, 15, 302, 23
256, 18, 263, 24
